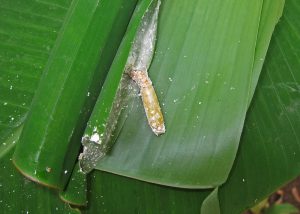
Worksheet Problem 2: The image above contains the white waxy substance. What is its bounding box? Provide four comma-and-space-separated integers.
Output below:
90, 133, 100, 143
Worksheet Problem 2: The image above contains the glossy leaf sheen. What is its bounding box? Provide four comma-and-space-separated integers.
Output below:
0, 0, 79, 212
0, 0, 71, 191
59, 163, 87, 207
219, 0, 300, 212
12, 0, 137, 189
0, 0, 69, 151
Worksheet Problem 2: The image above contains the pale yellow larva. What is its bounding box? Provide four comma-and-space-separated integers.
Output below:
129, 70, 165, 135
126, 0, 165, 135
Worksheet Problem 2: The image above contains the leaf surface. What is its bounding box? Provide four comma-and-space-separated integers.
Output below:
12, 0, 137, 189
93, 0, 283, 188
219, 0, 300, 213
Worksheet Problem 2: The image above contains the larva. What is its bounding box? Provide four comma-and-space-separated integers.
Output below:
127, 0, 165, 135
79, 0, 164, 173
129, 70, 165, 135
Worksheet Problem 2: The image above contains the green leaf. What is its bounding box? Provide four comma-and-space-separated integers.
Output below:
12, 0, 138, 189
251, 198, 269, 214
0, 138, 79, 213
84, 170, 211, 213
219, 0, 300, 213
92, 0, 284, 188
264, 204, 299, 214
249, 0, 285, 98
0, 0, 79, 212
59, 163, 87, 207
201, 188, 220, 214
1, 0, 299, 213
0, 0, 70, 150
84, 0, 300, 212
79, 0, 156, 173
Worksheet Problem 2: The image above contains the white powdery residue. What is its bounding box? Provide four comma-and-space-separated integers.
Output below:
90, 133, 100, 143
46, 167, 51, 173
93, 126, 98, 132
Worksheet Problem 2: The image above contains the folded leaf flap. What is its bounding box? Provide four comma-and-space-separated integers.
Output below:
12, 0, 138, 189
93, 0, 283, 188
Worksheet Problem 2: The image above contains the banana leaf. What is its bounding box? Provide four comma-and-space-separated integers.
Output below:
59, 163, 87, 207
0, 142, 79, 213
89, 0, 284, 188
0, 0, 77, 212
12, 0, 137, 189
1, 0, 300, 213
219, 0, 300, 212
